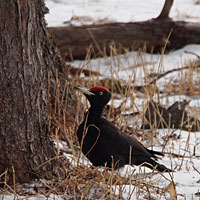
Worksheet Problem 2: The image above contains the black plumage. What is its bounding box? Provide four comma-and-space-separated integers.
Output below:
75, 86, 171, 172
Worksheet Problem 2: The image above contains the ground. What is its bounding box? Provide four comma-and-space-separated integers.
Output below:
1, 0, 200, 199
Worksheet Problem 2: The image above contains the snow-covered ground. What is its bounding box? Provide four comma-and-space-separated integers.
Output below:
44, 0, 200, 199
2, 0, 200, 199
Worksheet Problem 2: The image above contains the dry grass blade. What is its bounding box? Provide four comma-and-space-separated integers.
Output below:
164, 181, 177, 200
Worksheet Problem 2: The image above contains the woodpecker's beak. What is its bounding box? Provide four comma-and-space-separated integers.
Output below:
74, 86, 95, 96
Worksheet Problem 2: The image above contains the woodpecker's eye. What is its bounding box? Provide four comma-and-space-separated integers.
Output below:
99, 91, 103, 95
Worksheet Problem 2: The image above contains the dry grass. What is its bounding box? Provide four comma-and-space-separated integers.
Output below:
49, 46, 199, 199
1, 46, 200, 199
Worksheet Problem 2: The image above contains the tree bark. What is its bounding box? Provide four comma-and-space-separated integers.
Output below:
0, 0, 66, 184
48, 1, 200, 60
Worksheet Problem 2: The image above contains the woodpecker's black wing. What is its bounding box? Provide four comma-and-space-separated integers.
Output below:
99, 119, 171, 172
77, 117, 171, 172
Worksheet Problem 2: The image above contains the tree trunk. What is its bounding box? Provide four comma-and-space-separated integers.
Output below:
0, 0, 66, 184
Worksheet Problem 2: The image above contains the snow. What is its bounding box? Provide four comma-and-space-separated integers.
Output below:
46, 0, 200, 199
3, 0, 200, 199
45, 0, 200, 26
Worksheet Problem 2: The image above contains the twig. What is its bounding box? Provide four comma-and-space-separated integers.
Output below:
193, 165, 200, 175
184, 50, 200, 59
162, 129, 177, 152
149, 62, 200, 85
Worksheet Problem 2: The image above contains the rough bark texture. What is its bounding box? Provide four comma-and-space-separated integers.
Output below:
0, 0, 66, 184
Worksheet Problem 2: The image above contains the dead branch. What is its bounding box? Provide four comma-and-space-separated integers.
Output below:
149, 62, 200, 85
156, 0, 174, 20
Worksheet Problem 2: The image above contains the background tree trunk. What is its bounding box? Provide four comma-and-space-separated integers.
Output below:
0, 0, 66, 184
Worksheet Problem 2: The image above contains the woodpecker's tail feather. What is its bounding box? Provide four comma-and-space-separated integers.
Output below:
142, 159, 172, 172
147, 149, 164, 157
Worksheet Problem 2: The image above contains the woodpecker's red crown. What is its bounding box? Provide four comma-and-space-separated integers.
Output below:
90, 86, 110, 93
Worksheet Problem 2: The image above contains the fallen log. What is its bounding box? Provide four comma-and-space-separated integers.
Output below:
48, 0, 200, 60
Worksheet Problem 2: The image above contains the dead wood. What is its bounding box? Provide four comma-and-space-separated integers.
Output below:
156, 0, 174, 20
141, 101, 200, 132
48, 0, 200, 60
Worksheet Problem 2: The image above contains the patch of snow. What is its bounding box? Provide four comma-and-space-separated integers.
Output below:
45, 0, 200, 26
